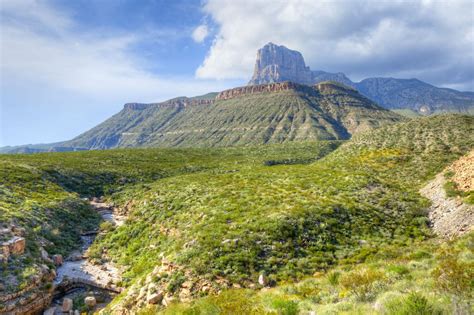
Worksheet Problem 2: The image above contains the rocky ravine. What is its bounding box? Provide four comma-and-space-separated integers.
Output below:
54, 200, 124, 288
0, 199, 124, 315
41, 199, 125, 315
420, 157, 474, 239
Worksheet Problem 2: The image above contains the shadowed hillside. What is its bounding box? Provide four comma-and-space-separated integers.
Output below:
62, 82, 401, 150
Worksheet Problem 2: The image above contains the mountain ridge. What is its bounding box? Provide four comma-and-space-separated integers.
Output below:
249, 43, 474, 115
1, 81, 402, 153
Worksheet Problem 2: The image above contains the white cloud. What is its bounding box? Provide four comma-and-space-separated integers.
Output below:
196, 0, 474, 90
0, 0, 237, 146
192, 24, 209, 43
0, 0, 230, 105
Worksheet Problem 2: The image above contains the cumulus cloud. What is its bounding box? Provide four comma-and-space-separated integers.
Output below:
0, 0, 235, 146
192, 24, 209, 43
0, 0, 229, 104
196, 0, 474, 90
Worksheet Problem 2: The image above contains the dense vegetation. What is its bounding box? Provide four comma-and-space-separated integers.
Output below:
160, 232, 473, 315
97, 115, 471, 312
0, 114, 472, 313
0, 142, 338, 293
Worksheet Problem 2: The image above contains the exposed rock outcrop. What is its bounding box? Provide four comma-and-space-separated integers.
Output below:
0, 266, 55, 315
249, 42, 313, 85
124, 103, 150, 110
448, 150, 474, 192
248, 43, 353, 87
216, 81, 360, 101
420, 172, 474, 239
216, 81, 316, 100
1, 236, 26, 259
124, 98, 215, 111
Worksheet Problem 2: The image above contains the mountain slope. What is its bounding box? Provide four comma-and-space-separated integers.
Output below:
89, 114, 472, 313
1, 115, 472, 313
248, 43, 474, 114
356, 78, 474, 114
60, 81, 401, 150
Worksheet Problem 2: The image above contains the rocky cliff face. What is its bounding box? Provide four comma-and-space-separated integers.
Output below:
248, 43, 353, 87
216, 82, 316, 100
248, 43, 313, 85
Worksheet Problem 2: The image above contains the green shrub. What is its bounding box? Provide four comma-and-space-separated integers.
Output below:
385, 292, 443, 315
407, 250, 432, 260
167, 271, 186, 293
271, 298, 299, 315
208, 289, 263, 314
100, 221, 115, 232
339, 267, 385, 301
327, 271, 341, 286
293, 280, 320, 300
387, 265, 410, 277
432, 251, 473, 298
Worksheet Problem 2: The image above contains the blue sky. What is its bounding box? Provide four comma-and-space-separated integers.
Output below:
1, 0, 473, 147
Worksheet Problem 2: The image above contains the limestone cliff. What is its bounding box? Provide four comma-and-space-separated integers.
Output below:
248, 43, 353, 87
248, 43, 313, 85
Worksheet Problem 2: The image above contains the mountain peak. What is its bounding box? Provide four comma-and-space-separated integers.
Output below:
248, 43, 353, 87
249, 43, 312, 85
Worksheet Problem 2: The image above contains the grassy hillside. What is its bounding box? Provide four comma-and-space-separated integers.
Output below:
1, 115, 472, 313
162, 232, 473, 315
0, 142, 339, 294
54, 82, 402, 150
91, 115, 471, 312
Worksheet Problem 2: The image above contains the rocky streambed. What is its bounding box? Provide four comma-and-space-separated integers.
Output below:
42, 199, 124, 314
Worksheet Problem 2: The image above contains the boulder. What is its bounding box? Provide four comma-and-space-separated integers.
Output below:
147, 292, 163, 305
84, 296, 96, 308
40, 247, 53, 263
0, 227, 11, 235
62, 298, 73, 312
52, 254, 63, 266
258, 274, 267, 286
68, 252, 83, 261
6, 237, 25, 255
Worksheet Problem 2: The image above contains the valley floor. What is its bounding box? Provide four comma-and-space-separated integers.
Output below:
0, 115, 473, 314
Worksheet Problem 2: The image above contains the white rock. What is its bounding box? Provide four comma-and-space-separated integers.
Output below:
147, 291, 163, 304
62, 298, 73, 312
84, 296, 96, 307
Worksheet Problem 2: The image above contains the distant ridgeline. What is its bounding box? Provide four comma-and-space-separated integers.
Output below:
2, 42, 473, 154
249, 43, 474, 116
124, 98, 215, 110
0, 81, 402, 153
